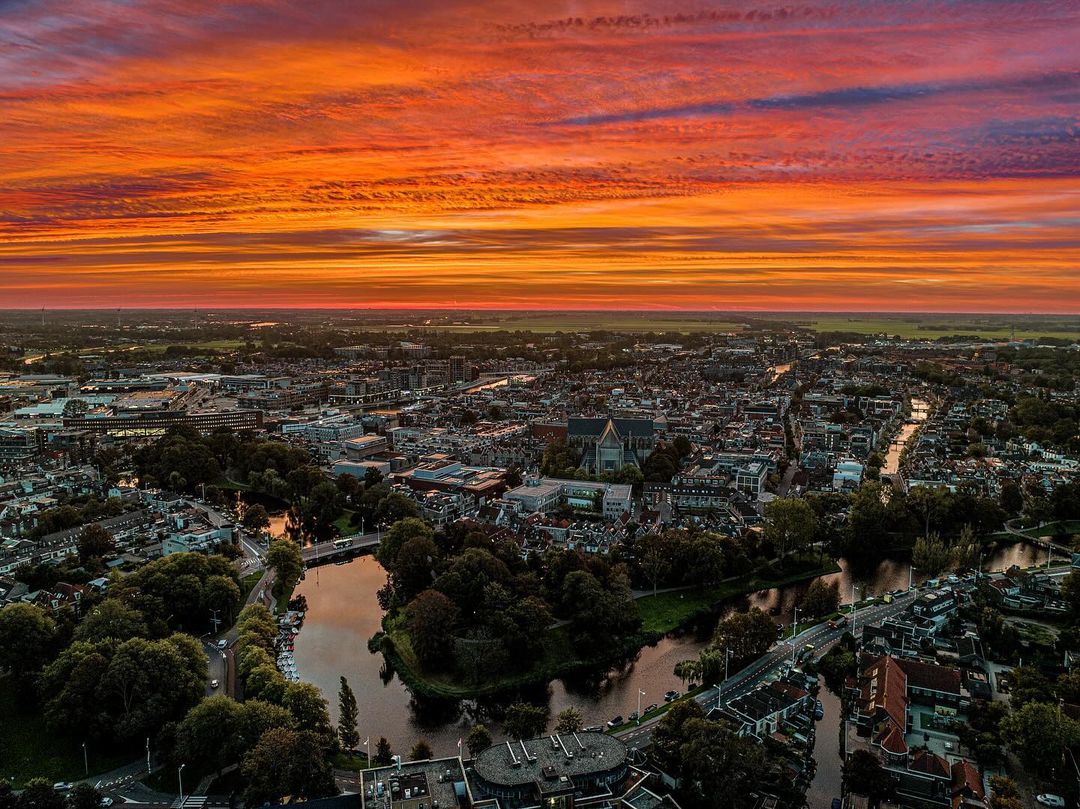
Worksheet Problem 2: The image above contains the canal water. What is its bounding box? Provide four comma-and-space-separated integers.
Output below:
291, 541, 1048, 757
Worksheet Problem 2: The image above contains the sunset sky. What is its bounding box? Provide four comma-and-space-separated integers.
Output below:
1, 0, 1078, 311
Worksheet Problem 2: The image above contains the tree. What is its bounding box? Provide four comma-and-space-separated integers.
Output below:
410, 739, 434, 760
800, 579, 840, 618
15, 780, 64, 809
375, 491, 421, 525
762, 498, 816, 565
1001, 701, 1080, 775
844, 749, 895, 798
913, 533, 951, 577
241, 727, 336, 806
711, 608, 776, 662
406, 589, 460, 669
77, 524, 114, 562
338, 676, 360, 751
363, 466, 383, 489
374, 737, 394, 766
1000, 481, 1025, 515
466, 724, 492, 757
74, 600, 148, 644
377, 518, 434, 572
284, 681, 336, 750
176, 695, 243, 774
266, 538, 303, 600
504, 702, 547, 740
66, 784, 104, 809
241, 504, 271, 532
0, 603, 57, 677
555, 707, 583, 733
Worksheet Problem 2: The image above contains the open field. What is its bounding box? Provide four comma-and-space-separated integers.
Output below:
758, 313, 1080, 341
351, 313, 746, 334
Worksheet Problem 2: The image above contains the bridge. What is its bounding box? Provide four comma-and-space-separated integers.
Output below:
301, 531, 381, 566
1004, 519, 1074, 559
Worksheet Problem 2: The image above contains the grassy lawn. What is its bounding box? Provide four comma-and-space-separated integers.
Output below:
636, 556, 841, 635
334, 510, 358, 535
0, 676, 135, 787
240, 570, 264, 601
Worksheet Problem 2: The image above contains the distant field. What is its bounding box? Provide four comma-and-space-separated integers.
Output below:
359, 314, 745, 333
762, 314, 1080, 341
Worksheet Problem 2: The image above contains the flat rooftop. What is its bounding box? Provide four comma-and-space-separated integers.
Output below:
471, 731, 627, 789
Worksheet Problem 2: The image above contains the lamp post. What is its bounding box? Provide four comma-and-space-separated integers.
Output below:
851, 583, 858, 636
790, 607, 801, 665
82, 741, 88, 776
725, 648, 734, 682
178, 764, 185, 804
637, 690, 645, 723
146, 737, 151, 775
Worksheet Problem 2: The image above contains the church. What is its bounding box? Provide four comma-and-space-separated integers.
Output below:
566, 416, 656, 474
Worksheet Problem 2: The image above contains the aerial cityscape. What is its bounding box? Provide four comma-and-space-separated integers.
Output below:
1, 2, 1079, 809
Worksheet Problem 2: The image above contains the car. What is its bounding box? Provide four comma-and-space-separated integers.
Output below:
100, 798, 114, 808
52, 784, 73, 793
645, 703, 658, 714
664, 690, 681, 702
216, 639, 228, 650
1036, 796, 1065, 808
814, 700, 824, 720
606, 716, 624, 728
628, 711, 639, 722
210, 679, 220, 689
776, 624, 785, 638
831, 799, 842, 809
582, 726, 604, 733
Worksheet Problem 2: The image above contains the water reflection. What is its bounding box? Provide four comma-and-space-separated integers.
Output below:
292, 540, 1048, 756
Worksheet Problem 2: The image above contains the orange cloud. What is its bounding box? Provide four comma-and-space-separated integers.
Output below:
0, 0, 1078, 310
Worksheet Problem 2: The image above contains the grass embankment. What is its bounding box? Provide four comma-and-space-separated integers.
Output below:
636, 555, 842, 635
239, 570, 264, 601
380, 555, 838, 699
0, 676, 134, 787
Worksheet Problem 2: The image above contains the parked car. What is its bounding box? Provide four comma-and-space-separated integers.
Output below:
814, 700, 824, 720
664, 690, 681, 702
1036, 796, 1065, 808
628, 711, 639, 722
582, 726, 604, 733
52, 784, 73, 793
100, 798, 114, 808
607, 715, 624, 728
210, 679, 220, 689
831, 799, 842, 809
645, 703, 658, 714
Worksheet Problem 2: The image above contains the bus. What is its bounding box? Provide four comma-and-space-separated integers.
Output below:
333, 537, 353, 550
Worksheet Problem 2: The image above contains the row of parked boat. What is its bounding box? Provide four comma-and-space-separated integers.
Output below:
276, 609, 304, 683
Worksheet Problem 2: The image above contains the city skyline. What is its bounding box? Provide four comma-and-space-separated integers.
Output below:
2, 0, 1078, 311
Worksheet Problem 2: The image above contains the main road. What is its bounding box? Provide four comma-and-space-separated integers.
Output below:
615, 592, 915, 749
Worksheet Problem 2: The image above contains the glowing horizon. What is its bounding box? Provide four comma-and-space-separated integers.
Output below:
1, 1, 1078, 312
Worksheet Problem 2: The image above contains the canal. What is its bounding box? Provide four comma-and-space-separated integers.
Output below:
291, 541, 1048, 757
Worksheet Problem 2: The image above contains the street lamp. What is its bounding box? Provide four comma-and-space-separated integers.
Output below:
724, 648, 734, 682
178, 764, 185, 803
851, 583, 858, 636
146, 737, 151, 775
637, 690, 645, 723
790, 607, 801, 665
82, 741, 88, 776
